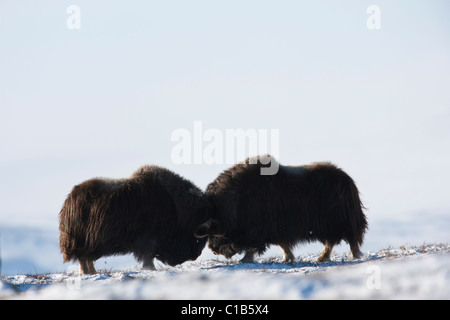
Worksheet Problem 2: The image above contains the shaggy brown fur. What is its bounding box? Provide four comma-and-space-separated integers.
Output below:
59, 165, 209, 274
207, 155, 368, 263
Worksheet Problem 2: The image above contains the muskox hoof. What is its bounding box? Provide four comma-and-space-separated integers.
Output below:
317, 242, 334, 263
281, 253, 295, 264
281, 257, 295, 264
239, 249, 257, 263
142, 265, 157, 271
142, 257, 157, 270
317, 255, 330, 263
350, 250, 364, 260
349, 243, 364, 260
78, 259, 96, 275
280, 244, 295, 263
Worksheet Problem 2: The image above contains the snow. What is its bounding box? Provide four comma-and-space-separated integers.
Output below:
1, 211, 449, 276
1, 244, 449, 300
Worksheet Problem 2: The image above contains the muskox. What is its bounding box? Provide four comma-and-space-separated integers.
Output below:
59, 165, 210, 274
207, 155, 368, 263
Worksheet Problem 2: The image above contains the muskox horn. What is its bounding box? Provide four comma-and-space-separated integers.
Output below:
209, 219, 226, 238
194, 219, 211, 239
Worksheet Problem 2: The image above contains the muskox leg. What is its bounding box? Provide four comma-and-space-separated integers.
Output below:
142, 256, 156, 270
78, 258, 96, 275
279, 244, 295, 263
350, 242, 363, 260
87, 260, 96, 274
240, 248, 257, 263
78, 259, 89, 275
317, 241, 335, 263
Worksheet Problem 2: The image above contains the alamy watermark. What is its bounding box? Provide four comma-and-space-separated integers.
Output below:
171, 121, 280, 175
66, 5, 81, 30
366, 5, 381, 30
366, 265, 381, 290
66, 265, 81, 289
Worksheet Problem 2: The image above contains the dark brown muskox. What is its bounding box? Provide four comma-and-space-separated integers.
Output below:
207, 155, 368, 263
59, 165, 210, 274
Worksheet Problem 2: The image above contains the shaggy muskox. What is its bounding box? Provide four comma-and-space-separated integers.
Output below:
207, 155, 368, 263
59, 165, 210, 274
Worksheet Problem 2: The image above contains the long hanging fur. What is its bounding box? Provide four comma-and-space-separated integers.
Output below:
59, 165, 209, 269
207, 155, 368, 260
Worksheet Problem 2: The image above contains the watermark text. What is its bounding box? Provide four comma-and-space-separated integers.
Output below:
171, 121, 280, 175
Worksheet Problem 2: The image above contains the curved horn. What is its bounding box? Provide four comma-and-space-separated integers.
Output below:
194, 219, 211, 239
209, 219, 226, 238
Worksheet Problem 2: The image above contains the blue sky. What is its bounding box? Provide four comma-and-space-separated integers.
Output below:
1, 1, 450, 230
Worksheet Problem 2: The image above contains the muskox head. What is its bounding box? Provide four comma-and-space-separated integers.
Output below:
207, 220, 246, 259
205, 156, 277, 260
158, 223, 210, 266
155, 193, 211, 266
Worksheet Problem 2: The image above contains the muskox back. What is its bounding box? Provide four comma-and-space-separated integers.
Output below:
207, 156, 368, 263
59, 165, 209, 274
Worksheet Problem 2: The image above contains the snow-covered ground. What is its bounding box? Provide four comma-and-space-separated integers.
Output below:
1, 243, 448, 300
1, 211, 449, 276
